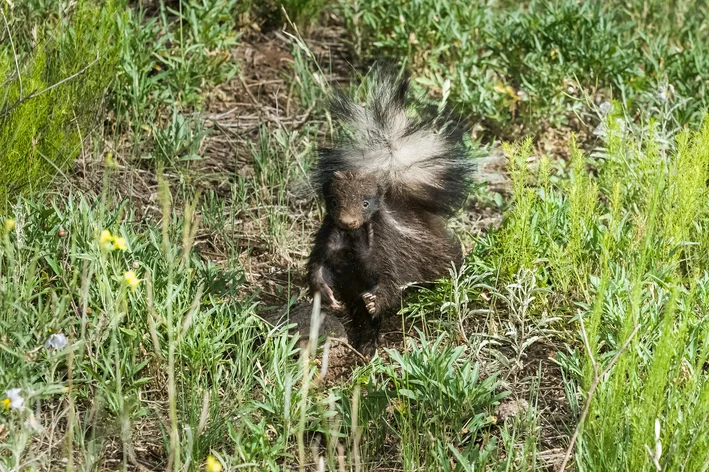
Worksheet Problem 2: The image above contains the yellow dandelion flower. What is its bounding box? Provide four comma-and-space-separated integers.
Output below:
123, 271, 140, 291
1, 398, 10, 410
205, 455, 222, 472
493, 82, 518, 100
100, 230, 113, 245
4, 219, 15, 232
113, 236, 127, 251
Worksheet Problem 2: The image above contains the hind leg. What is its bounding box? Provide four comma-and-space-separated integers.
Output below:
347, 302, 382, 357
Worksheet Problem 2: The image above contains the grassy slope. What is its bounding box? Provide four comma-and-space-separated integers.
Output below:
2, 1, 709, 471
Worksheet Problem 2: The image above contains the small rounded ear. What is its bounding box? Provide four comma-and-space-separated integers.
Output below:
333, 170, 346, 179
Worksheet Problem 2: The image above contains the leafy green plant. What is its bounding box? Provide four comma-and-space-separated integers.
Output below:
147, 107, 208, 166
480, 101, 709, 469
371, 331, 505, 470
112, 0, 241, 164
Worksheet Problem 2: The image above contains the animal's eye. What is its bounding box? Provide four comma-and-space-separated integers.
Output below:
362, 200, 370, 208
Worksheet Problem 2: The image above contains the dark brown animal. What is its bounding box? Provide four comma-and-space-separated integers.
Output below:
306, 66, 473, 353
307, 171, 464, 352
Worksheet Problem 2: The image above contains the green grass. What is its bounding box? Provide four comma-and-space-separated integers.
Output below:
3, 0, 709, 470
113, 0, 241, 126
112, 0, 243, 170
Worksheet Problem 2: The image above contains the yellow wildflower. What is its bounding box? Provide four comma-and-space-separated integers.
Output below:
100, 229, 113, 245
105, 152, 117, 169
113, 236, 127, 251
124, 271, 140, 291
1, 398, 9, 410
494, 82, 518, 100
100, 230, 129, 252
205, 455, 222, 472
4, 218, 15, 232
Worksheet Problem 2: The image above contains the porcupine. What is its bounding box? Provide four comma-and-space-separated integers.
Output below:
306, 66, 475, 354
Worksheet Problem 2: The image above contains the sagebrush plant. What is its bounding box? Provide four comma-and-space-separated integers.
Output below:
378, 332, 505, 470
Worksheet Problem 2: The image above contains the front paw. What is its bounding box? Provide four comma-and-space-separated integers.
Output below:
310, 267, 343, 310
328, 297, 344, 311
316, 283, 343, 310
362, 292, 377, 316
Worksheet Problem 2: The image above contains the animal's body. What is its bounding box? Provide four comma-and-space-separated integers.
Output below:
306, 66, 474, 353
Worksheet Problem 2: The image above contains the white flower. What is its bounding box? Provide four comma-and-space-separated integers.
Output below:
593, 116, 626, 138
658, 83, 674, 102
599, 101, 612, 116
45, 333, 68, 350
658, 87, 667, 101
5, 388, 24, 410
593, 123, 607, 137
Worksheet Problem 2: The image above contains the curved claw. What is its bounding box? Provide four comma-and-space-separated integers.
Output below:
310, 265, 343, 310
330, 298, 344, 311
362, 292, 377, 316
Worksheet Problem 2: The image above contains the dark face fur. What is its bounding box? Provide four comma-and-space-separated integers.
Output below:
325, 171, 381, 230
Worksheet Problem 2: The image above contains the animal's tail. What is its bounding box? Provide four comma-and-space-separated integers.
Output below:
316, 65, 474, 216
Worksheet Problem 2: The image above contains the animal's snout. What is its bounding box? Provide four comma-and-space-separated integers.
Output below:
338, 215, 360, 230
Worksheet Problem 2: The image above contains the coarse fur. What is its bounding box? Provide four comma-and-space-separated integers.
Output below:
307, 66, 473, 353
